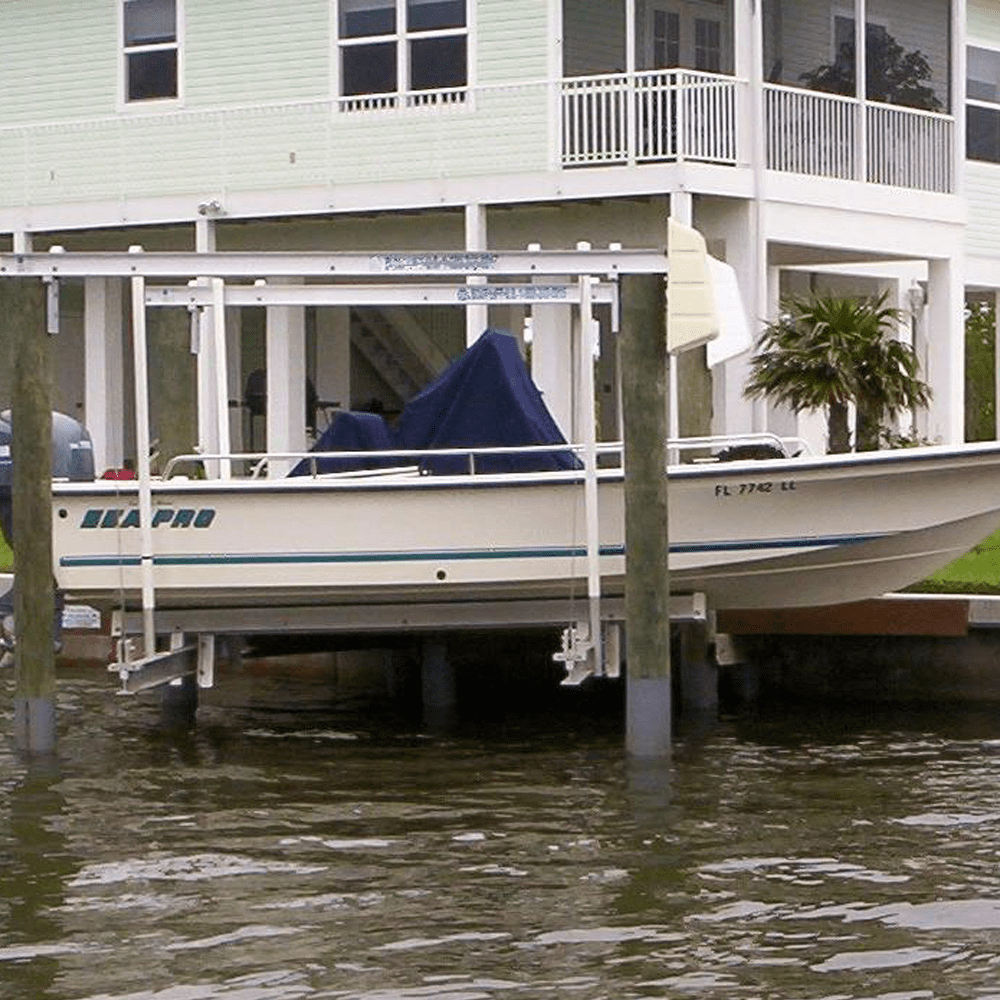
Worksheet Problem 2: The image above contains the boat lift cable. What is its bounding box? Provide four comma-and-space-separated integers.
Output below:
580, 273, 603, 676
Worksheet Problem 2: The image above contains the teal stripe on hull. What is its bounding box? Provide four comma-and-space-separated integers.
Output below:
58, 532, 886, 570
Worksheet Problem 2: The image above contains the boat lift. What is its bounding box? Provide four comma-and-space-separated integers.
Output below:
2, 238, 723, 695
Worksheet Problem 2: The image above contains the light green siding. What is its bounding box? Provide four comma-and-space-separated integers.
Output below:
185, 1, 330, 106
0, 3, 119, 122
0, 0, 554, 209
478, 0, 550, 83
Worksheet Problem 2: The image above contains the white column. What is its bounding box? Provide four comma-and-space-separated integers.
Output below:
195, 219, 219, 462
911, 282, 930, 441
668, 193, 693, 443
84, 278, 125, 474
760, 264, 782, 435
465, 203, 488, 346
952, 0, 966, 199
226, 305, 242, 452
531, 291, 573, 439
855, 0, 867, 182
266, 283, 307, 477
315, 307, 351, 422
926, 256, 964, 444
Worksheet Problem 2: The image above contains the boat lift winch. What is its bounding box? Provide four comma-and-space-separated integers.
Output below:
3, 238, 722, 694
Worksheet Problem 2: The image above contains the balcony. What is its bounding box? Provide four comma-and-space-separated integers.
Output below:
0, 70, 955, 221
560, 70, 955, 193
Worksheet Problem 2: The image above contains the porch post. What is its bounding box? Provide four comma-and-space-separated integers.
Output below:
625, 0, 637, 162
84, 277, 125, 475
315, 308, 351, 424
952, 0, 966, 198
668, 194, 693, 446
625, 0, 635, 74
465, 203, 488, 346
266, 281, 307, 478
530, 246, 573, 437
926, 255, 965, 444
855, 0, 867, 183
195, 218, 219, 467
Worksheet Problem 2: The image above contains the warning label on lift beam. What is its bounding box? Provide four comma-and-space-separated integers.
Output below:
375, 252, 499, 273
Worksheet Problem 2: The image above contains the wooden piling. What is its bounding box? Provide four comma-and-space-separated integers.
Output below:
621, 273, 672, 756
7, 277, 56, 754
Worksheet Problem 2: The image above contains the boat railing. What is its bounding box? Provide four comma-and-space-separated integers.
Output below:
160, 432, 811, 481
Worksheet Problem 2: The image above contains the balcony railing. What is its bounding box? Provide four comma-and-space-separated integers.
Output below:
561, 69, 739, 166
764, 82, 954, 192
560, 72, 955, 193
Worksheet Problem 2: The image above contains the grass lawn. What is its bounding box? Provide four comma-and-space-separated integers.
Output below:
0, 536, 9, 573
904, 526, 1000, 595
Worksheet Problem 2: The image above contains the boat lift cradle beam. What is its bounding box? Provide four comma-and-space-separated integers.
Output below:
0, 248, 668, 280
110, 594, 708, 695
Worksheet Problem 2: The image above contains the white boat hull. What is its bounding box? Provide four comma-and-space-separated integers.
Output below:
49, 442, 1000, 620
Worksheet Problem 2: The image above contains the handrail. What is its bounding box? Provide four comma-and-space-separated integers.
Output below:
159, 432, 809, 480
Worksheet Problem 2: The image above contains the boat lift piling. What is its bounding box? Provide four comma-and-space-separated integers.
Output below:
7, 275, 57, 755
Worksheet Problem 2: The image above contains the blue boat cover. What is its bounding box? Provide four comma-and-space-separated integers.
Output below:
289, 410, 397, 476
290, 329, 578, 475
395, 329, 578, 473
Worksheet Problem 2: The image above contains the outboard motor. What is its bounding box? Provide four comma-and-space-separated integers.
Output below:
0, 411, 94, 666
0, 410, 94, 546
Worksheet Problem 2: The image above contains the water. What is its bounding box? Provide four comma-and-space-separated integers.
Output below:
4, 664, 1000, 1000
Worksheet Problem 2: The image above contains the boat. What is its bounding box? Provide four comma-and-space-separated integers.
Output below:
48, 331, 1000, 622
49, 439, 1000, 616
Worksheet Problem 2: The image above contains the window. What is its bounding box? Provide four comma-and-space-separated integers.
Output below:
643, 3, 730, 75
968, 46, 1000, 163
338, 0, 467, 106
652, 10, 680, 68
123, 0, 178, 102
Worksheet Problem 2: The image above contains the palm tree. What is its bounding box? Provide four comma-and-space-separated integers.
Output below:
744, 293, 930, 454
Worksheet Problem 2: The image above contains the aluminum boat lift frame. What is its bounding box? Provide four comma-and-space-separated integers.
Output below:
2, 245, 706, 694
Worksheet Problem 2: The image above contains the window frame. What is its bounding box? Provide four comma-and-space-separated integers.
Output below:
334, 0, 471, 111
119, 0, 184, 109
967, 40, 1000, 165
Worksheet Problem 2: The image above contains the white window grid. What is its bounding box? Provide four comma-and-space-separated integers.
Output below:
335, 0, 469, 111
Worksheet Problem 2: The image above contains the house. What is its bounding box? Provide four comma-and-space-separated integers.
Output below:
0, 0, 992, 471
